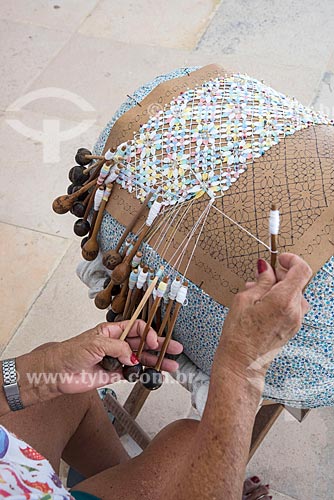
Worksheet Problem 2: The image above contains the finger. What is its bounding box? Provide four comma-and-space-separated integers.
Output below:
244, 281, 256, 290
127, 337, 183, 355
245, 259, 277, 302
97, 320, 159, 349
118, 319, 160, 350
99, 337, 137, 366
140, 351, 179, 372
277, 253, 312, 291
128, 337, 183, 354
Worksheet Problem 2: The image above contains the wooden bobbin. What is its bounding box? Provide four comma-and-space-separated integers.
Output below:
95, 277, 116, 310
52, 178, 97, 214
136, 276, 168, 360
73, 184, 100, 237
110, 278, 129, 314
83, 158, 105, 176
102, 190, 153, 271
82, 184, 113, 261
123, 269, 138, 319
270, 203, 278, 268
75, 148, 92, 166
69, 165, 89, 185
100, 276, 159, 371
107, 227, 150, 288
141, 282, 188, 391
124, 266, 148, 319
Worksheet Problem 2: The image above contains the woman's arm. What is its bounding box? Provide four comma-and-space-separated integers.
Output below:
166, 254, 312, 499
0, 320, 183, 417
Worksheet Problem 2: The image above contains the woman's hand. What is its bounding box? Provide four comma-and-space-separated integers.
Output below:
19, 320, 183, 396
217, 253, 312, 384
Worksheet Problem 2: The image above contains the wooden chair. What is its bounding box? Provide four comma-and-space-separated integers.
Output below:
103, 388, 310, 459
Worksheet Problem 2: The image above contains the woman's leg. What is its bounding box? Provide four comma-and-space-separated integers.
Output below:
0, 389, 128, 475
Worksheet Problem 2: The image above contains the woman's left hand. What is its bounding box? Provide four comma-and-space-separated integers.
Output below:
24, 320, 183, 395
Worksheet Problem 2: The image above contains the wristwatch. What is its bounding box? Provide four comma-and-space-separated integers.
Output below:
2, 359, 24, 411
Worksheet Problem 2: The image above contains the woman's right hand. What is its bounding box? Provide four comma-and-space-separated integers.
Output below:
217, 253, 312, 383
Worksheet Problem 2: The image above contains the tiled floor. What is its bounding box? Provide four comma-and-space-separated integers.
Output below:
1, 1, 334, 499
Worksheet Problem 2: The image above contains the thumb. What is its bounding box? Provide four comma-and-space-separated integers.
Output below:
247, 259, 277, 302
99, 337, 137, 367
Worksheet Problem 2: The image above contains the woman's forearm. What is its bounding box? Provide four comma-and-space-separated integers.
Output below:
165, 355, 263, 500
0, 349, 58, 417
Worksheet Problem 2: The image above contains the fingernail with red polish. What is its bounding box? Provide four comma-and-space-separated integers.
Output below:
130, 353, 139, 365
265, 484, 270, 488
251, 476, 260, 483
257, 259, 267, 274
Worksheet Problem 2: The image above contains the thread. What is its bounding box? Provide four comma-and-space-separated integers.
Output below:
104, 167, 119, 185
94, 187, 104, 211
176, 284, 188, 305
156, 265, 165, 279
131, 252, 142, 268
137, 267, 148, 289
126, 243, 134, 256
129, 269, 138, 289
104, 150, 114, 161
156, 279, 168, 297
212, 204, 272, 252
97, 164, 111, 185
182, 199, 213, 277
169, 277, 182, 300
102, 184, 112, 201
269, 209, 280, 235
146, 199, 162, 226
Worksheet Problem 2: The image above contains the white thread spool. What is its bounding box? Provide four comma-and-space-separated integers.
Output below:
131, 252, 142, 268
269, 209, 280, 235
104, 150, 114, 161
104, 167, 119, 185
156, 279, 168, 298
137, 267, 148, 289
146, 199, 162, 226
169, 277, 182, 300
269, 204, 279, 268
176, 284, 188, 305
129, 269, 138, 289
94, 187, 104, 211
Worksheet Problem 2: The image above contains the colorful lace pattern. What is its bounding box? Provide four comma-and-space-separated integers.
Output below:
113, 74, 333, 203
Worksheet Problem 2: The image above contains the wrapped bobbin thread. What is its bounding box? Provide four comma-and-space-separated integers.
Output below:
269, 203, 279, 268
123, 276, 168, 382
141, 282, 188, 391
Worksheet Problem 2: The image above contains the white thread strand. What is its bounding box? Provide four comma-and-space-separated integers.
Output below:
212, 204, 272, 252
169, 207, 206, 268
182, 199, 213, 277
160, 199, 196, 259
172, 201, 212, 270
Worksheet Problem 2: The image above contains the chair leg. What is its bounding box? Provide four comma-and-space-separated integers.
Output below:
104, 393, 151, 450
249, 403, 284, 461
114, 382, 151, 436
